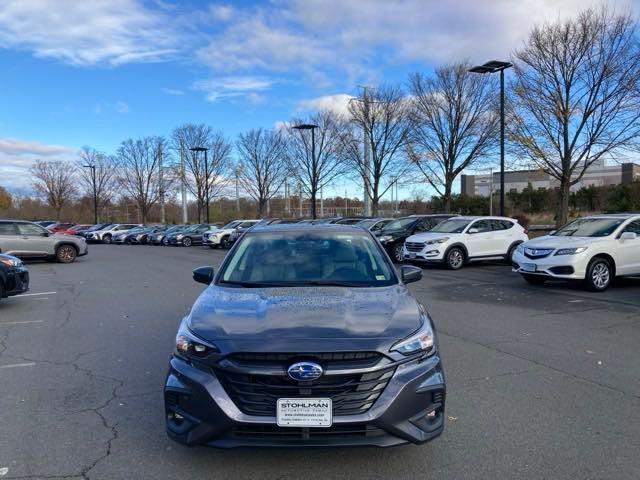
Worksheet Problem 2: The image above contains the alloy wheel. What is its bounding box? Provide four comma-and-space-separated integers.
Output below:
57, 245, 77, 263
447, 249, 464, 269
591, 262, 610, 290
393, 245, 403, 263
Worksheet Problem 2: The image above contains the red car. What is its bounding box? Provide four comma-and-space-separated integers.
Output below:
59, 224, 93, 236
47, 222, 76, 233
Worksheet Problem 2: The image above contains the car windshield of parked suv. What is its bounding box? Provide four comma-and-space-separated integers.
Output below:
429, 219, 472, 233
552, 218, 625, 237
219, 230, 397, 287
381, 217, 415, 231
221, 221, 240, 229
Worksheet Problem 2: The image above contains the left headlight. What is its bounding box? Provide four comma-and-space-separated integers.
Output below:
517, 244, 525, 254
175, 320, 218, 360
176, 234, 184, 239
391, 308, 436, 356
0, 256, 22, 267
425, 237, 449, 245
555, 247, 588, 256
379, 235, 393, 243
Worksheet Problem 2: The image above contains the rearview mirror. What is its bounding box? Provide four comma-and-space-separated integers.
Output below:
620, 231, 637, 241
193, 266, 215, 285
40, 231, 50, 237
401, 265, 422, 284
467, 228, 479, 234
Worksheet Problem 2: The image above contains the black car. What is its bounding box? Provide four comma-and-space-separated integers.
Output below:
164, 224, 445, 447
124, 225, 167, 245
150, 225, 185, 245
166, 224, 212, 247
0, 254, 29, 302
377, 215, 456, 262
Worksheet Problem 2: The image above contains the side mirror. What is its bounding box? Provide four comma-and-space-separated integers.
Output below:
467, 228, 479, 234
549, 230, 556, 236
620, 231, 637, 241
193, 266, 215, 285
401, 265, 422, 284
41, 231, 50, 237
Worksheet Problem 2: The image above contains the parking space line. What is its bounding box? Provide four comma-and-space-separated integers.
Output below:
0, 362, 36, 369
1, 320, 45, 325
15, 291, 57, 297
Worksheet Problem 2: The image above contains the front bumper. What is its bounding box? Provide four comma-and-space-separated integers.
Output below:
203, 236, 222, 246
402, 246, 446, 263
164, 353, 445, 448
3, 266, 30, 297
511, 250, 587, 280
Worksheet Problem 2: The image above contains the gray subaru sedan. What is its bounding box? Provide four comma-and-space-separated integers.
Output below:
164, 223, 445, 447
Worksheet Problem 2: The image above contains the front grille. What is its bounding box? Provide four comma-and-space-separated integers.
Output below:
213, 352, 395, 417
231, 423, 385, 439
405, 242, 425, 252
524, 248, 553, 259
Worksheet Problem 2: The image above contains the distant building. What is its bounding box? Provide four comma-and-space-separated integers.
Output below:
461, 162, 640, 197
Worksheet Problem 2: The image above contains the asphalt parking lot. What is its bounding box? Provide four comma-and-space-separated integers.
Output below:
1, 245, 639, 480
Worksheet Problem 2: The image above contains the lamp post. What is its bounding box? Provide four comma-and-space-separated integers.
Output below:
469, 60, 512, 217
83, 164, 98, 224
190, 146, 210, 224
292, 123, 319, 219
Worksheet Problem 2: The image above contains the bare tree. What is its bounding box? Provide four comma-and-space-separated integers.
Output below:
510, 7, 640, 227
236, 128, 288, 217
286, 111, 348, 219
75, 147, 117, 222
408, 64, 499, 212
346, 86, 413, 215
115, 137, 165, 223
171, 124, 232, 222
30, 160, 76, 219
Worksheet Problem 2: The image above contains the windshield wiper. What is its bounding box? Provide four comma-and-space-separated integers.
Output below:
219, 281, 286, 288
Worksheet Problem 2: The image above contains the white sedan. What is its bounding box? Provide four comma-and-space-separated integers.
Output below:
512, 214, 640, 291
403, 216, 529, 269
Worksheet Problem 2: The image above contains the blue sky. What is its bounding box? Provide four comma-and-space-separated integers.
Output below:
0, 0, 626, 197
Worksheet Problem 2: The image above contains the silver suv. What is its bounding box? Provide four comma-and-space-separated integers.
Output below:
0, 220, 88, 263
85, 223, 141, 244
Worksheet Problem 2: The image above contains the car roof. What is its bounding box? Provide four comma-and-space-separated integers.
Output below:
250, 223, 370, 234
582, 213, 640, 220
448, 216, 518, 221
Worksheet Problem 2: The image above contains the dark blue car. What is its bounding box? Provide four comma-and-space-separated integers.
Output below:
164, 224, 445, 447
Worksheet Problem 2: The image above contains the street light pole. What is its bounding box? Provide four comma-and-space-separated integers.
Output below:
83, 164, 98, 224
469, 60, 512, 217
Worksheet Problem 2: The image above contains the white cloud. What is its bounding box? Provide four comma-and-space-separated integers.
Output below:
194, 0, 619, 86
297, 94, 354, 116
0, 0, 180, 66
0, 138, 78, 192
209, 4, 235, 22
115, 101, 130, 113
161, 87, 185, 96
192, 76, 273, 102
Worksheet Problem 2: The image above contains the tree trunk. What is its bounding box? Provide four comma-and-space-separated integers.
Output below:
555, 180, 570, 228
310, 188, 317, 219
258, 199, 267, 218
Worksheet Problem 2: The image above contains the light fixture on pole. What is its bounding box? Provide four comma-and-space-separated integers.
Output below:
469, 60, 512, 217
83, 164, 98, 224
292, 123, 319, 219
189, 146, 210, 224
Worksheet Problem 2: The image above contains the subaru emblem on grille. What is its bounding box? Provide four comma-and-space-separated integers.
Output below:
287, 361, 323, 381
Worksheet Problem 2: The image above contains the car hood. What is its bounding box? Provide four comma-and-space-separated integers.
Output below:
523, 235, 601, 249
406, 232, 463, 242
187, 284, 422, 352
378, 229, 408, 238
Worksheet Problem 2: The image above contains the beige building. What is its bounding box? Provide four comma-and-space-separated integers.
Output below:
461, 162, 640, 197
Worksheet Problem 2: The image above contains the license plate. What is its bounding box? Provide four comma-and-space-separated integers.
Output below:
276, 398, 332, 427
521, 263, 537, 272
409, 252, 416, 259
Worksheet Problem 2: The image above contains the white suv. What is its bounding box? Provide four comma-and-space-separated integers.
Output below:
203, 220, 242, 249
86, 224, 141, 244
403, 216, 529, 269
512, 213, 640, 291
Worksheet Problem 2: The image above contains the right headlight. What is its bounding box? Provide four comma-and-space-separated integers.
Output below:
175, 319, 218, 360
379, 235, 393, 243
390, 308, 436, 356
0, 255, 22, 267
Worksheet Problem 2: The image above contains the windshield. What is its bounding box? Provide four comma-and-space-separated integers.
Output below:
222, 221, 240, 229
219, 230, 397, 287
356, 219, 376, 228
430, 219, 472, 233
553, 218, 624, 237
382, 218, 415, 231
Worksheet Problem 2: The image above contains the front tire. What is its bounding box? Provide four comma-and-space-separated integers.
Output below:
102, 234, 112, 244
56, 245, 77, 263
162, 237, 169, 246
585, 257, 612, 292
445, 247, 465, 270
391, 244, 404, 263
182, 237, 192, 247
